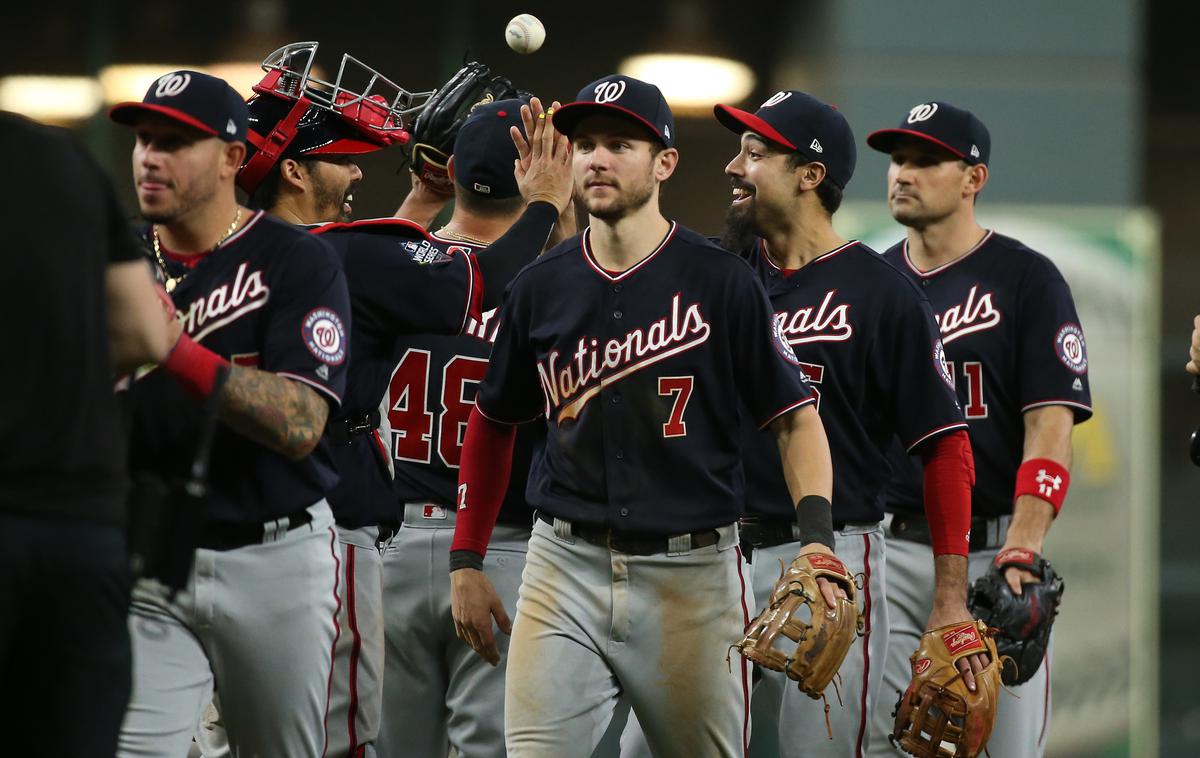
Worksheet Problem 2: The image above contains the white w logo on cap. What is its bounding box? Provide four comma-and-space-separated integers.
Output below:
907, 103, 938, 123
761, 91, 792, 108
593, 80, 627, 104
154, 72, 192, 98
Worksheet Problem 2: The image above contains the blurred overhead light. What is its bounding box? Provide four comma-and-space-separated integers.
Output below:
0, 76, 104, 122
100, 62, 316, 104
204, 63, 269, 98
619, 54, 755, 114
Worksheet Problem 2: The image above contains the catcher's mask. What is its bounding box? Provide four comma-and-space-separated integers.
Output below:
237, 41, 434, 193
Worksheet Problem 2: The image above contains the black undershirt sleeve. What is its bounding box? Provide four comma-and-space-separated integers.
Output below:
476, 201, 558, 311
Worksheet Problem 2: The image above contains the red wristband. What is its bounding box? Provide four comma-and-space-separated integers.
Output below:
1014, 458, 1069, 516
162, 333, 231, 399
921, 430, 975, 556
451, 406, 517, 558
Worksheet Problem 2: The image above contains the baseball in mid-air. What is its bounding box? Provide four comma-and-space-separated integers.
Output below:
505, 14, 545, 54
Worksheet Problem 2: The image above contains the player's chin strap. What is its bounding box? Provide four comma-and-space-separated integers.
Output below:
237, 96, 311, 194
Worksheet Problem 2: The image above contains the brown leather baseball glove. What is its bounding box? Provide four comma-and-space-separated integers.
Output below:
891, 619, 1001, 758
734, 552, 862, 699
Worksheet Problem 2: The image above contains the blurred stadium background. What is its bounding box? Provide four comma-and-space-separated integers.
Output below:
5, 0, 1194, 754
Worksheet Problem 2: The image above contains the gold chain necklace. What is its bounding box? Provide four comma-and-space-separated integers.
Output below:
153, 208, 243, 292
436, 227, 489, 247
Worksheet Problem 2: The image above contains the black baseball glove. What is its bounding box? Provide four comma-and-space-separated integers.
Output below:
407, 61, 527, 195
968, 547, 1064, 686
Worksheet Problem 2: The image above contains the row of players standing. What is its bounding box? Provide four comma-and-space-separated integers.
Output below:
105, 57, 1089, 758
447, 79, 1090, 758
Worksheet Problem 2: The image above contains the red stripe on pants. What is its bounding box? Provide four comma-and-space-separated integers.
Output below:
346, 545, 363, 751
322, 528, 343, 758
854, 534, 873, 758
735, 546, 751, 758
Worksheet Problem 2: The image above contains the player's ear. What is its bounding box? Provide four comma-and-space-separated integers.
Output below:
278, 158, 307, 192
654, 147, 679, 182
797, 161, 827, 193
219, 141, 247, 182
447, 154, 457, 183
964, 163, 989, 200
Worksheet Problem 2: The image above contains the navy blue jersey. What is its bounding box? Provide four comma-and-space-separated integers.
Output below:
882, 231, 1093, 518
740, 240, 966, 524
310, 219, 484, 528
388, 232, 539, 528
475, 223, 815, 534
126, 212, 351, 524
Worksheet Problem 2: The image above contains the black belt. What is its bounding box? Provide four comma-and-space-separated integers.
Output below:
196, 508, 314, 551
327, 409, 381, 446
536, 512, 720, 556
738, 516, 876, 548
888, 512, 1005, 552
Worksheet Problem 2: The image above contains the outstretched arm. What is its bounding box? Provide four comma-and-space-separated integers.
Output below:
218, 365, 329, 459
106, 260, 175, 372
160, 333, 329, 460
475, 97, 575, 309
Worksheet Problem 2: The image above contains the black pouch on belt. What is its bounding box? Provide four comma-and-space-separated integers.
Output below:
127, 367, 228, 598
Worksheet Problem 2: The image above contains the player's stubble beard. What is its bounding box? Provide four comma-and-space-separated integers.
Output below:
139, 166, 221, 226
311, 170, 354, 223
581, 162, 656, 222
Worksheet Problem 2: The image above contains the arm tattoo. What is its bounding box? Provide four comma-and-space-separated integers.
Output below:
218, 365, 330, 459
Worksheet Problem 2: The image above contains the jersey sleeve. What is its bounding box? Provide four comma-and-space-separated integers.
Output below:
260, 235, 352, 408
473, 280, 544, 425
727, 266, 816, 427
1017, 263, 1093, 421
342, 232, 483, 337
882, 289, 969, 452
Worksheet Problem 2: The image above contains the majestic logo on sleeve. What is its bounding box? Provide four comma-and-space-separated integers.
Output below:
774, 290, 853, 345
539, 294, 711, 424
935, 285, 1001, 344
302, 308, 347, 365
1054, 323, 1088, 374
178, 262, 271, 341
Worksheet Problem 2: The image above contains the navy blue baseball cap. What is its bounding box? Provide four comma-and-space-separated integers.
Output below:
110, 70, 248, 142
451, 98, 526, 199
867, 101, 990, 165
552, 75, 675, 148
714, 90, 857, 190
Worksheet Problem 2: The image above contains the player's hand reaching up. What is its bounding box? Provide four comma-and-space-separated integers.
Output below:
451, 568, 512, 666
511, 97, 574, 214
797, 541, 850, 609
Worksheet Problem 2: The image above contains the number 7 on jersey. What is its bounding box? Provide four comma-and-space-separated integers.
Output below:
658, 376, 693, 438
